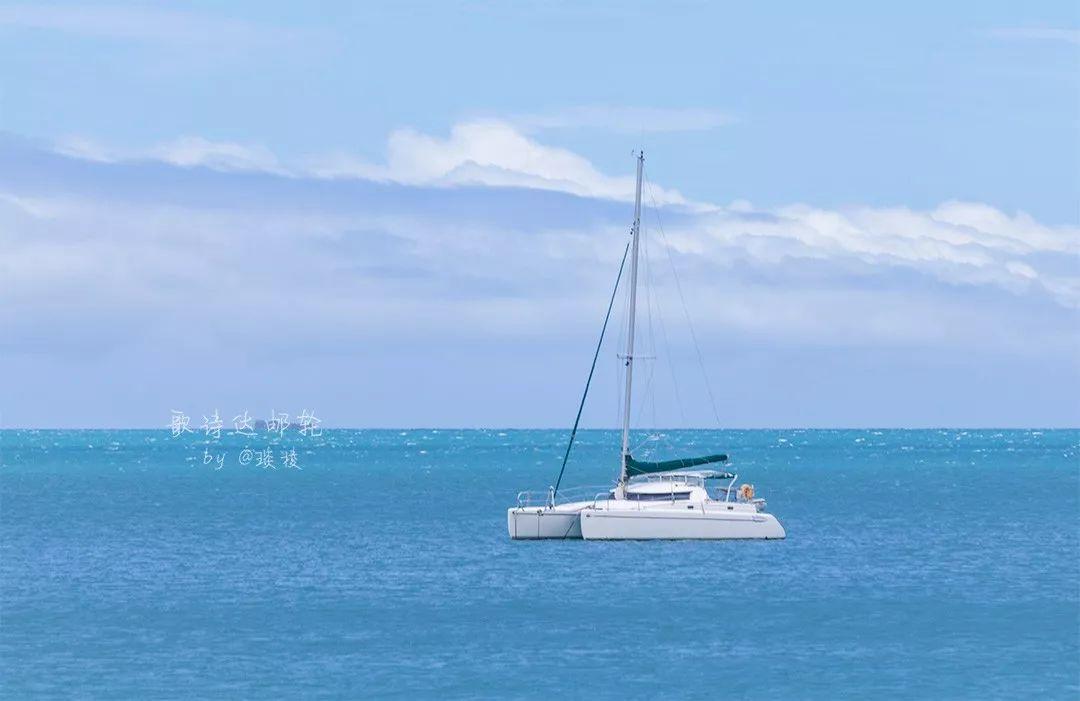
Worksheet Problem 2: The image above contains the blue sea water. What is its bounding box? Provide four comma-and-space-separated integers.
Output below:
1, 428, 1077, 699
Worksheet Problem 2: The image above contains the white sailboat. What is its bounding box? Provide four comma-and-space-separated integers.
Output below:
507, 152, 785, 541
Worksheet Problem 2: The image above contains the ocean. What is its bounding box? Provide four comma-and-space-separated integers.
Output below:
1, 428, 1077, 699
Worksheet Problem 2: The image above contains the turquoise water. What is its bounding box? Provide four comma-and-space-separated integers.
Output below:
2, 429, 1077, 699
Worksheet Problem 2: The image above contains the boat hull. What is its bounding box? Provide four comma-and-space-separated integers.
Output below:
506, 505, 585, 539
579, 505, 785, 540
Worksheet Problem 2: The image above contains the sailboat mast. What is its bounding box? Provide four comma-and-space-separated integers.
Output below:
618, 151, 645, 492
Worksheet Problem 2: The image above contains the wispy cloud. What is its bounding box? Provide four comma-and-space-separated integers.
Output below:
55, 135, 287, 175
307, 120, 692, 205
49, 110, 733, 199
666, 200, 1079, 310
54, 121, 693, 205
37, 123, 1080, 312
5, 126, 1077, 365
4, 126, 1078, 427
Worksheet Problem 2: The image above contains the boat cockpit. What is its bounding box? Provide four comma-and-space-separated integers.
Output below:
607, 469, 768, 511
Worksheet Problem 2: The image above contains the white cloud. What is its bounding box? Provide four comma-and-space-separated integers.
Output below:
52, 135, 118, 164
58, 121, 691, 204
147, 137, 285, 174
54, 135, 287, 174
29, 123, 1080, 343
1, 182, 1075, 368
661, 201, 1079, 309
308, 120, 691, 205
930, 200, 1075, 254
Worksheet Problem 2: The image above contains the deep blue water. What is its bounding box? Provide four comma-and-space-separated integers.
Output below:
1, 429, 1077, 699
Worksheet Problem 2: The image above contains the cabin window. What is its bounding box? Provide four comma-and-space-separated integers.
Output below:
627, 491, 692, 501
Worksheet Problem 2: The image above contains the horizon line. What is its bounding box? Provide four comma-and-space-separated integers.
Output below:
1, 426, 1077, 432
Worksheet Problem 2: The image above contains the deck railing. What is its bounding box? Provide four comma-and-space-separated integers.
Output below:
515, 484, 611, 508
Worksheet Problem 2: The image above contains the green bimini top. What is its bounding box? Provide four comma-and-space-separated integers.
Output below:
625, 453, 729, 476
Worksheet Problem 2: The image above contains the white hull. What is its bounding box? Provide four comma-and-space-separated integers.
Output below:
507, 502, 589, 539
579, 503, 785, 540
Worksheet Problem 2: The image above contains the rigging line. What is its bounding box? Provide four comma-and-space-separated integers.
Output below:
641, 196, 688, 428
641, 215, 680, 460
631, 428, 658, 454
631, 222, 658, 435
631, 334, 658, 437
654, 279, 688, 427
644, 172, 724, 428
552, 240, 631, 499
629, 219, 662, 456
641, 215, 658, 432
615, 241, 631, 432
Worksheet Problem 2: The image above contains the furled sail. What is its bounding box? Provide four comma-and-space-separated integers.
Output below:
624, 453, 728, 476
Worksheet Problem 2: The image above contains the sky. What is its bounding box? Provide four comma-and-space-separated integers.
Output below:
0, 1, 1078, 428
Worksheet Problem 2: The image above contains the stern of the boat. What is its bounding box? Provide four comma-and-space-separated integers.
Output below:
507, 507, 583, 539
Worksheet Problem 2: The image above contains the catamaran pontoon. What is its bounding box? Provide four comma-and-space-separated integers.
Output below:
507, 152, 785, 540
508, 469, 784, 540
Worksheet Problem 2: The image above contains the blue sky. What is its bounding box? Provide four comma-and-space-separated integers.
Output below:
0, 1, 1077, 427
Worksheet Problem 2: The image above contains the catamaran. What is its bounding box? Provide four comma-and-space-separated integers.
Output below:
507, 152, 785, 540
